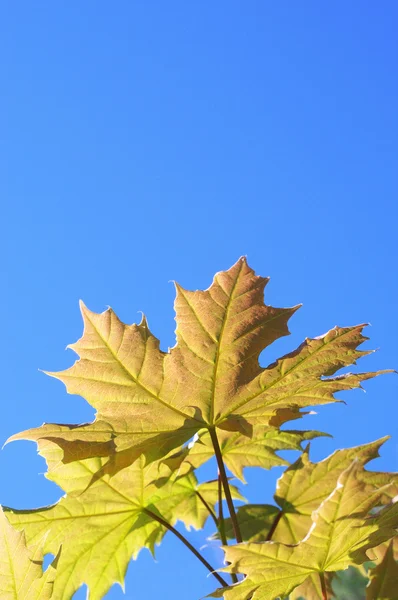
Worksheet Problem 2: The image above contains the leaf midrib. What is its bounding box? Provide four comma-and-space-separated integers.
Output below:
219, 325, 363, 423
209, 261, 243, 423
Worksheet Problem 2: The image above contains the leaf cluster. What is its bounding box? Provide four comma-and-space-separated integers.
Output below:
1, 258, 397, 599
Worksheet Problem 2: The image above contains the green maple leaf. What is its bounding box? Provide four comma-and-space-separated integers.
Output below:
366, 537, 398, 599
270, 436, 397, 544
0, 507, 57, 599
213, 524, 375, 600
8, 258, 388, 474
164, 426, 328, 482
330, 566, 370, 600
211, 504, 280, 543
5, 440, 241, 600
211, 462, 398, 600
289, 571, 335, 600
213, 437, 396, 548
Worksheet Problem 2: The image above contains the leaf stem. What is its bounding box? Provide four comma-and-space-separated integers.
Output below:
217, 471, 227, 546
320, 571, 328, 600
265, 510, 283, 541
209, 427, 242, 543
218, 471, 239, 585
144, 507, 228, 588
196, 483, 238, 586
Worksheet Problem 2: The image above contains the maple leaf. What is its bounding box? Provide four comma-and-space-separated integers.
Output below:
0, 507, 57, 599
330, 567, 370, 600
366, 537, 398, 599
164, 426, 328, 482
212, 510, 381, 599
268, 436, 397, 544
211, 462, 398, 600
211, 504, 280, 543
214, 437, 397, 548
5, 439, 241, 600
8, 258, 388, 476
289, 571, 335, 600
210, 439, 397, 599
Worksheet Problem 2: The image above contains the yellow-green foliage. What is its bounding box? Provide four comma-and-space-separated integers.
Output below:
2, 259, 397, 599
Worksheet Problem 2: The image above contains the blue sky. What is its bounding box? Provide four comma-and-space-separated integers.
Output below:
1, 2, 397, 598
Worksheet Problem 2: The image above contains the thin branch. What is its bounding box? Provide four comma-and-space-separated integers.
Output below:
196, 490, 219, 528
144, 507, 228, 588
209, 427, 242, 543
196, 481, 238, 583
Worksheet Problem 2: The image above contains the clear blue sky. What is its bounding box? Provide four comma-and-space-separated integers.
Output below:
1, 2, 397, 599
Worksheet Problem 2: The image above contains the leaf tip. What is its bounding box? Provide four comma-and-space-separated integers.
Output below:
78, 299, 88, 313
236, 255, 248, 265
378, 434, 391, 444
41, 369, 58, 380
138, 311, 149, 328
173, 280, 184, 294
2, 436, 12, 449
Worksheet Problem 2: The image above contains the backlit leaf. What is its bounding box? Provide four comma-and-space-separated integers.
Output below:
211, 504, 280, 543
5, 440, 240, 600
165, 426, 328, 482
270, 436, 396, 544
9, 258, 387, 475
0, 507, 56, 599
211, 462, 398, 600
4, 259, 395, 600
366, 538, 398, 599
211, 437, 397, 549
289, 571, 334, 600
